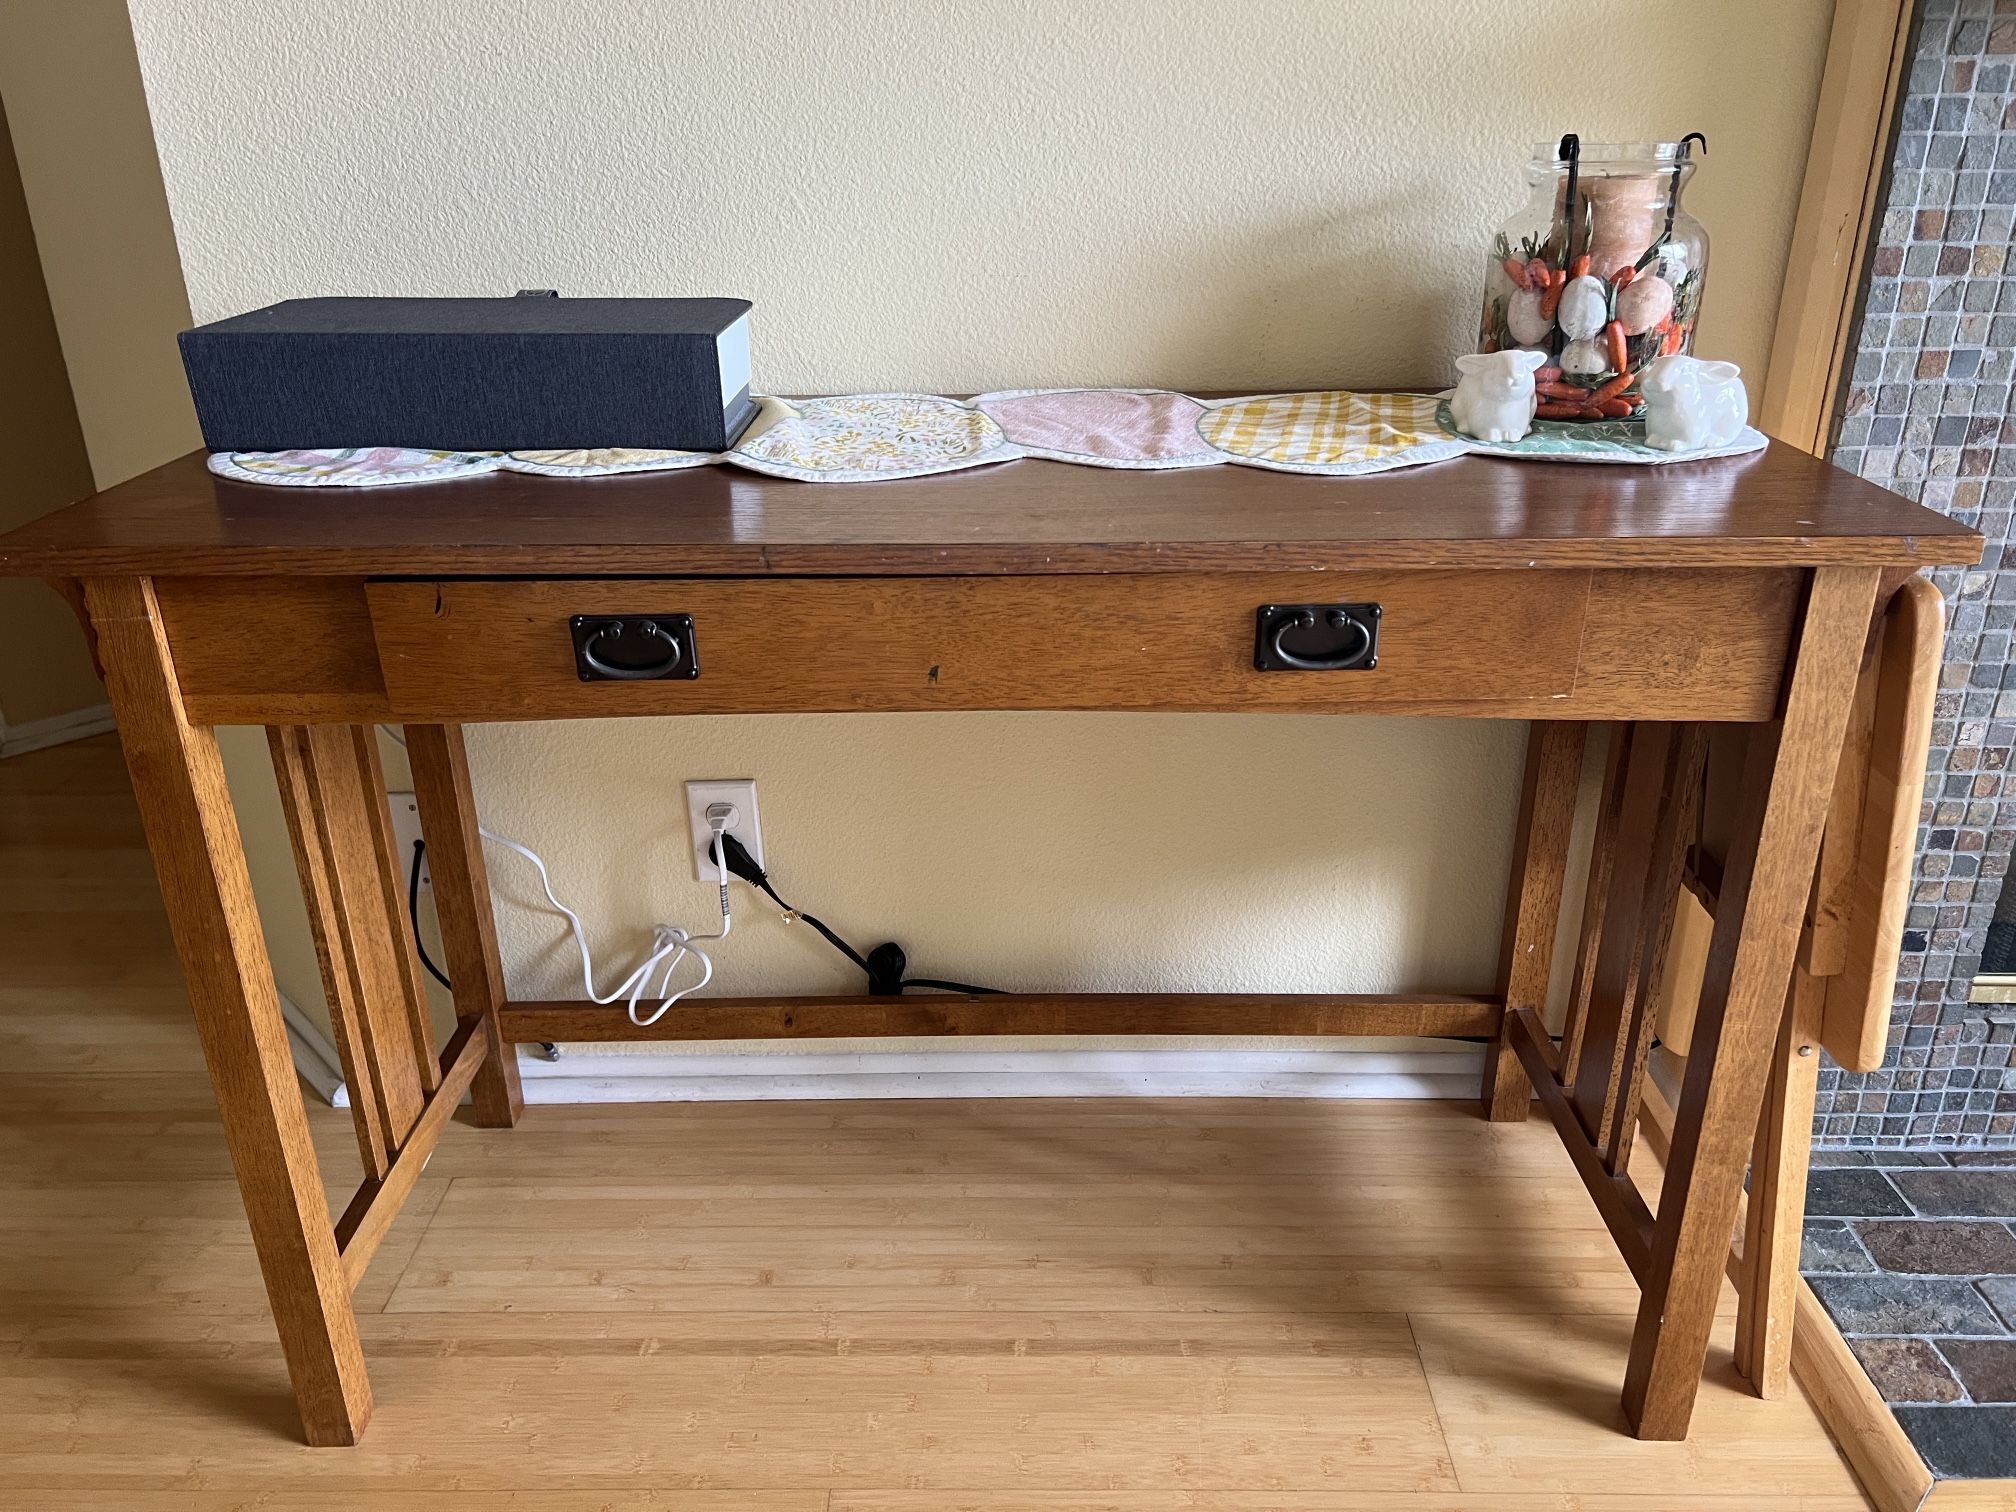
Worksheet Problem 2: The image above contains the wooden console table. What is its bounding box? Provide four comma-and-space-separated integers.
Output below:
0, 445, 1982, 1447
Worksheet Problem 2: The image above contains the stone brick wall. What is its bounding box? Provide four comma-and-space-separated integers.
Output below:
1818, 0, 2016, 1146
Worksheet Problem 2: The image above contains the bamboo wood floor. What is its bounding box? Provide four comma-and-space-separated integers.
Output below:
0, 736, 1889, 1509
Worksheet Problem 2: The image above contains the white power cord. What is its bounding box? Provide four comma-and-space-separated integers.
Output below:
375, 724, 731, 1026
477, 820, 731, 1028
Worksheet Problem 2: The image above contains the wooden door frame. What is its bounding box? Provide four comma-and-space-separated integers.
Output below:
1760, 0, 1919, 456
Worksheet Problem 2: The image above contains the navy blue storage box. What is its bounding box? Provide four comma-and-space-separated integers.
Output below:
179, 294, 757, 453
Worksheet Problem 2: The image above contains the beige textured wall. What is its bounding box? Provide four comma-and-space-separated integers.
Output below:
0, 5, 325, 1018
115, 0, 1833, 1052
0, 0, 199, 491
125, 0, 1830, 389
0, 101, 101, 729
0, 0, 204, 731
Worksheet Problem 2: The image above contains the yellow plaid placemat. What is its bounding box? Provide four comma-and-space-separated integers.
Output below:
1200, 391, 1454, 469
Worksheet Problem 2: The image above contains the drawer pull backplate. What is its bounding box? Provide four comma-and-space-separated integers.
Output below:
570, 615, 700, 681
1253, 603, 1382, 672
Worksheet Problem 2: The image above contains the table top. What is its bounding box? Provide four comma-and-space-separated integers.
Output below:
0, 443, 1984, 579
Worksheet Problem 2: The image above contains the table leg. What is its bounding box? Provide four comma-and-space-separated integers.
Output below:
84, 576, 372, 1445
1621, 566, 1878, 1440
1735, 965, 1826, 1397
404, 723, 523, 1126
1482, 721, 1585, 1121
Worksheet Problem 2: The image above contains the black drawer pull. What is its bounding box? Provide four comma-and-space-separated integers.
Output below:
1254, 603, 1381, 672
570, 615, 700, 681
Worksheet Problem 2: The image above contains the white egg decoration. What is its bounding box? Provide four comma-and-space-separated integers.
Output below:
1507, 287, 1552, 347
1616, 274, 1676, 336
1559, 336, 1608, 379
1557, 275, 1609, 341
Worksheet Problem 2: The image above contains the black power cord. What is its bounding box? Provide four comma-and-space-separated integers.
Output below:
405, 829, 996, 1001
714, 831, 999, 996
408, 839, 455, 991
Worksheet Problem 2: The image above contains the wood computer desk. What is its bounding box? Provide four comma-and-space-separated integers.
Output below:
0, 443, 1983, 1448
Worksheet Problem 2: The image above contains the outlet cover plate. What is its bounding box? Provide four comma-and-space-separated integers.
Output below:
387, 790, 429, 889
685, 779, 762, 882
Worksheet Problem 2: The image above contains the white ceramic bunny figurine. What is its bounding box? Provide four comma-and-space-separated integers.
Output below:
1449, 350, 1548, 443
1639, 355, 1749, 452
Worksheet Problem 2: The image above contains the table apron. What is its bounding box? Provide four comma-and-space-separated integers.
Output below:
151, 567, 1805, 725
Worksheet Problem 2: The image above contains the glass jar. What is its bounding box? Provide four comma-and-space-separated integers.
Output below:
1477, 140, 1708, 421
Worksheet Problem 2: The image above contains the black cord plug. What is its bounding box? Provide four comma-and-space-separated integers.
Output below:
716, 830, 768, 887
864, 941, 908, 996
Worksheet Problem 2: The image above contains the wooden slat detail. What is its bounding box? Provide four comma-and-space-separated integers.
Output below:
352, 726, 441, 1094
1569, 723, 1697, 1152
405, 724, 523, 1127
1821, 575, 1943, 1071
82, 576, 371, 1446
273, 725, 432, 1148
1603, 724, 1710, 1174
1507, 1008, 1654, 1278
335, 1017, 486, 1292
1622, 566, 1881, 1442
1650, 871, 1716, 1059
1736, 966, 1826, 1400
1482, 721, 1586, 1121
267, 726, 391, 1179
499, 993, 1503, 1045
1559, 725, 1630, 1087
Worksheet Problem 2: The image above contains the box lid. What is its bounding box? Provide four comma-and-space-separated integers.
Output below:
187, 296, 753, 339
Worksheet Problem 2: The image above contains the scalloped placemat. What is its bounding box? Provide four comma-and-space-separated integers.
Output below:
725, 394, 1020, 482
973, 388, 1221, 470
207, 390, 1768, 487
208, 447, 505, 487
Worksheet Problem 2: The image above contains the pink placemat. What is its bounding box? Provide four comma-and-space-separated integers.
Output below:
973, 388, 1221, 469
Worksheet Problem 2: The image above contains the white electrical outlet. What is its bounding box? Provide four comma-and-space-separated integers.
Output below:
685, 779, 762, 883
386, 790, 430, 889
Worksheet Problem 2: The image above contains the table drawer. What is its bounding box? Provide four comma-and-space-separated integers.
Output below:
365, 571, 1595, 720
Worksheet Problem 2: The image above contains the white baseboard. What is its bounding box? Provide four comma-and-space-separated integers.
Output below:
515, 1045, 1485, 1104
286, 1009, 1486, 1109
0, 702, 115, 758
281, 993, 347, 1106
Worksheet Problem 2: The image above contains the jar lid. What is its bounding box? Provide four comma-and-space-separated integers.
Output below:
1529, 140, 1697, 171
